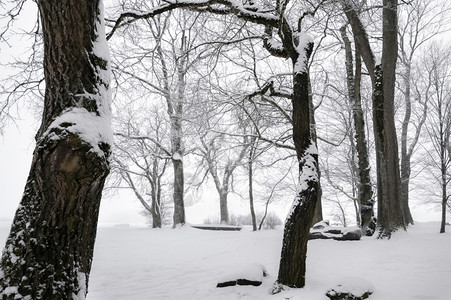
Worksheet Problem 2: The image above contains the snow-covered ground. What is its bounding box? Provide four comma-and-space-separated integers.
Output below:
0, 222, 449, 299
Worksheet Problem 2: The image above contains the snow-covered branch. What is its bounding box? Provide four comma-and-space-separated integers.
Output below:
107, 0, 279, 40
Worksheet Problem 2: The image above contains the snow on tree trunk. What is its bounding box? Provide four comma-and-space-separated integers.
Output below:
308, 77, 323, 225
0, 0, 112, 298
276, 33, 318, 289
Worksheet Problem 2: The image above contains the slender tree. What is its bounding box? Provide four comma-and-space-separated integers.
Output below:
197, 129, 250, 224
0, 0, 112, 298
397, 0, 450, 225
113, 105, 171, 228
422, 43, 451, 233
340, 24, 374, 234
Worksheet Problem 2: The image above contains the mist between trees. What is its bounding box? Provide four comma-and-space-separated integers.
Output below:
1, 0, 450, 298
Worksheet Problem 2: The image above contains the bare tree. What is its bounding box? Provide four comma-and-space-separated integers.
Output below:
1, 0, 112, 298
421, 43, 451, 233
397, 0, 451, 225
113, 104, 171, 228
195, 113, 250, 224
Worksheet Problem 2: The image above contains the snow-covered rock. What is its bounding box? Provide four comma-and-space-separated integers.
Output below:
326, 277, 374, 300
310, 221, 362, 241
217, 263, 267, 288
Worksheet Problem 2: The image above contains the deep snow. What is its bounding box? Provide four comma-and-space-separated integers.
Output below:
0, 222, 449, 299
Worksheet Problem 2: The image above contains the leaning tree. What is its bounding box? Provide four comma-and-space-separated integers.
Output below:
0, 0, 112, 298
108, 0, 321, 289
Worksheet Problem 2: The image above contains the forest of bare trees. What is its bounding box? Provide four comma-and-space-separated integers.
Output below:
1, 0, 450, 298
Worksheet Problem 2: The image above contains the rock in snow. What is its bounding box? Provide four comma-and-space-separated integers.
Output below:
326, 277, 374, 300
310, 221, 362, 241
216, 263, 267, 288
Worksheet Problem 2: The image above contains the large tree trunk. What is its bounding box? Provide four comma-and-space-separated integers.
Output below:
374, 0, 406, 237
0, 0, 111, 298
276, 37, 317, 289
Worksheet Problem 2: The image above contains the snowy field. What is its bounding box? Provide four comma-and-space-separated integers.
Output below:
0, 222, 449, 300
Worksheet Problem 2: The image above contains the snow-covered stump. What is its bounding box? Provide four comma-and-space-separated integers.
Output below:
326, 277, 374, 300
0, 0, 112, 298
217, 264, 267, 288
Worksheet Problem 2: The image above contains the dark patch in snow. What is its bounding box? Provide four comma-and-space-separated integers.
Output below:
191, 224, 242, 231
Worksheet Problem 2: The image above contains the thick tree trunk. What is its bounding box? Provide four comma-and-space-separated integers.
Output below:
373, 65, 405, 237
0, 0, 111, 298
276, 38, 317, 289
374, 0, 406, 237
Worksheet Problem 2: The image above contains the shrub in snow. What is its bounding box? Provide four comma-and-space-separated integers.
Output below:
262, 212, 283, 230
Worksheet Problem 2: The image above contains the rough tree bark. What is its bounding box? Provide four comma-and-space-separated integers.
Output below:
342, 0, 407, 237
0, 0, 112, 298
308, 78, 323, 225
340, 25, 374, 235
375, 0, 405, 237
273, 25, 318, 289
